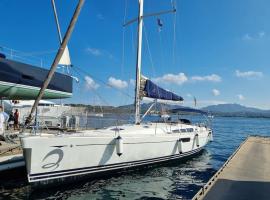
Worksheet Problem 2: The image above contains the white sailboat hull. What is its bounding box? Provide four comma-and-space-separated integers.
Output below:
20, 123, 212, 185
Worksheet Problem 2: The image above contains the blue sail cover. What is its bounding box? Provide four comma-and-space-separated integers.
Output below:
143, 79, 183, 101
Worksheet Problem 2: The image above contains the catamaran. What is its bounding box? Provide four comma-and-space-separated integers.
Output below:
20, 0, 213, 185
0, 54, 72, 100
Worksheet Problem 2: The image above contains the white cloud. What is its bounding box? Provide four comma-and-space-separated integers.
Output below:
108, 53, 114, 60
97, 14, 104, 20
85, 47, 115, 61
212, 89, 220, 96
84, 76, 99, 90
235, 70, 263, 79
85, 47, 102, 56
242, 31, 266, 40
259, 31, 265, 38
191, 74, 222, 82
108, 77, 128, 89
186, 93, 192, 98
153, 73, 188, 85
237, 94, 245, 100
152, 73, 221, 85
242, 34, 252, 41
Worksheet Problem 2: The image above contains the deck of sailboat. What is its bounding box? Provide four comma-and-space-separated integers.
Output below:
23, 122, 205, 138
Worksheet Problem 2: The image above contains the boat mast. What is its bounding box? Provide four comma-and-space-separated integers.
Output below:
135, 0, 144, 125
51, 0, 63, 43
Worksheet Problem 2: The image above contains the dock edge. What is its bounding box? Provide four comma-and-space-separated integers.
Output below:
191, 135, 260, 200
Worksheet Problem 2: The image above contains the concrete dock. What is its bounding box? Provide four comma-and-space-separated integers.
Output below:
193, 136, 270, 200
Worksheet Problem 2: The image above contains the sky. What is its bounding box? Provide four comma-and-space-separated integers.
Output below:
1, 0, 270, 109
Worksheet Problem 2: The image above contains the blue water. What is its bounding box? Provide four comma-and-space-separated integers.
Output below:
1, 116, 270, 200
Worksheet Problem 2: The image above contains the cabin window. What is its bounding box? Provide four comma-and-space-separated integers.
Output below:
45, 121, 52, 126
180, 129, 187, 133
187, 128, 194, 132
172, 129, 180, 133
111, 128, 124, 131
181, 137, 191, 142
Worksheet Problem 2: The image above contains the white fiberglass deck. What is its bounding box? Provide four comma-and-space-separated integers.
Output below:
26, 122, 208, 138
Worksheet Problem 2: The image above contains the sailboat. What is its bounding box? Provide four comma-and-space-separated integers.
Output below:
20, 0, 213, 185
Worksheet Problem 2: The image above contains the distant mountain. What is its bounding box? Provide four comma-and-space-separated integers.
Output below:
202, 103, 270, 118
202, 103, 266, 113
117, 103, 181, 113
66, 103, 270, 118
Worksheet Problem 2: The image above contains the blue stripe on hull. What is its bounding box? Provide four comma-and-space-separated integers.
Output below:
29, 147, 203, 185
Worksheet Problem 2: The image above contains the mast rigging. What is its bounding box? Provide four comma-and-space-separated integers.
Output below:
24, 0, 85, 128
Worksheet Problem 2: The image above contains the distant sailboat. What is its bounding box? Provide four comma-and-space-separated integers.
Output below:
20, 0, 213, 185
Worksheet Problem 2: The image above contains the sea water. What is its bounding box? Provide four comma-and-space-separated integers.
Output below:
1, 116, 270, 200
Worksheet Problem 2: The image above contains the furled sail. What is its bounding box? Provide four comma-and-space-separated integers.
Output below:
140, 76, 183, 101
51, 0, 71, 66
58, 46, 71, 66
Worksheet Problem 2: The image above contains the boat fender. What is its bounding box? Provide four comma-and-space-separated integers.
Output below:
178, 139, 183, 154
116, 136, 123, 156
195, 133, 199, 147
